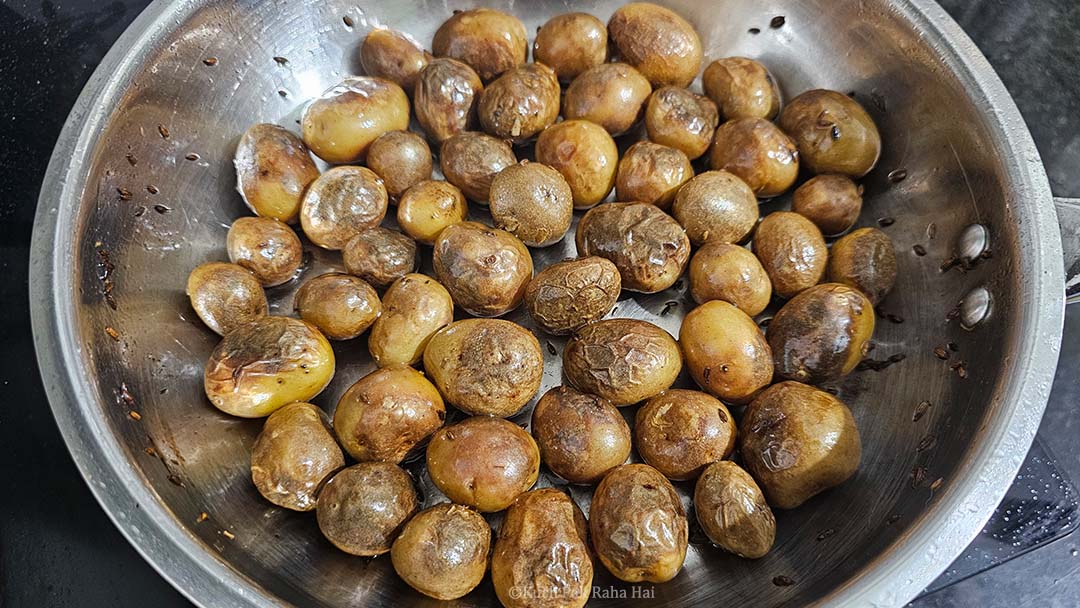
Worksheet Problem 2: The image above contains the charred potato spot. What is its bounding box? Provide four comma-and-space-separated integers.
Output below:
694, 461, 776, 558
396, 180, 468, 245
187, 262, 268, 336
827, 227, 898, 305
250, 402, 344, 512
533, 12, 608, 82
439, 131, 517, 203
524, 256, 621, 336
615, 141, 693, 211
576, 202, 690, 293
414, 58, 484, 144
709, 117, 799, 198
391, 503, 491, 600
360, 28, 430, 93
778, 89, 882, 177
301, 77, 410, 163
535, 119, 618, 209
300, 166, 388, 251
607, 3, 703, 88
432, 221, 533, 317
531, 385, 631, 484
702, 57, 782, 121
563, 318, 682, 406
431, 8, 527, 82
645, 86, 719, 160
562, 63, 652, 136
752, 211, 828, 298
366, 130, 432, 200
672, 170, 758, 246
342, 227, 418, 289
316, 462, 419, 556
369, 273, 454, 367
234, 123, 320, 224
478, 63, 560, 144
679, 300, 773, 405
634, 389, 737, 480
226, 217, 303, 287
293, 273, 380, 340
689, 241, 772, 316
489, 162, 573, 247
792, 174, 863, 236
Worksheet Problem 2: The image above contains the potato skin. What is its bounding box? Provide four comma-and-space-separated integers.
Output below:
792, 174, 863, 236
432, 8, 527, 81
316, 462, 419, 556
391, 503, 491, 600
533, 12, 607, 82
679, 300, 773, 405
342, 227, 418, 289
615, 141, 693, 211
366, 130, 432, 200
489, 162, 573, 247
563, 63, 652, 136
635, 389, 736, 480
440, 131, 517, 203
234, 123, 320, 224
226, 217, 303, 287
524, 256, 621, 336
694, 461, 775, 558
753, 211, 828, 298
368, 273, 454, 367
187, 262, 268, 336
414, 58, 483, 144
301, 77, 410, 163
432, 221, 533, 317
576, 202, 690, 293
531, 385, 631, 484
710, 118, 799, 198
396, 180, 468, 245
607, 3, 703, 87
478, 63, 560, 144
702, 57, 781, 121
827, 228, 897, 305
360, 28, 430, 93
590, 464, 688, 583
293, 273, 380, 340
535, 119, 618, 209
250, 402, 345, 512
645, 86, 719, 159
672, 170, 758, 246
563, 318, 682, 406
778, 89, 882, 177
300, 166, 388, 250
689, 241, 772, 316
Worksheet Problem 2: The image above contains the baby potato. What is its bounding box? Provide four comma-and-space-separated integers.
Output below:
432, 8, 527, 81
360, 28, 430, 93
694, 461, 775, 558
524, 256, 621, 336
827, 227, 898, 305
533, 12, 607, 82
689, 241, 772, 316
753, 211, 828, 298
426, 416, 540, 512
635, 389, 737, 480
607, 3, 703, 87
563, 63, 652, 136
413, 58, 484, 144
432, 221, 533, 317
301, 76, 409, 163
590, 463, 688, 583
792, 174, 863, 236
645, 86, 719, 159
576, 202, 690, 293
679, 300, 773, 405
671, 170, 758, 246
710, 118, 799, 198
203, 316, 334, 418
316, 462, 419, 556
342, 227, 418, 289
300, 166, 388, 251
767, 283, 875, 384
423, 318, 543, 417
779, 89, 882, 177
293, 273, 380, 341
531, 385, 631, 484
334, 365, 445, 463
250, 402, 344, 512
365, 130, 432, 200
535, 119, 618, 209
563, 318, 682, 406
234, 123, 320, 224
702, 57, 782, 121
396, 180, 468, 245
368, 273, 454, 367
740, 381, 862, 509
615, 141, 693, 211
187, 262, 267, 336
440, 131, 517, 203
489, 162, 573, 247
391, 503, 491, 600
478, 63, 560, 144
226, 217, 303, 287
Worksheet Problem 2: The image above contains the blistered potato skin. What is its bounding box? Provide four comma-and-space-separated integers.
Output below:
488, 162, 573, 247
316, 462, 419, 556
671, 170, 758, 246
563, 318, 682, 407
694, 461, 776, 558
293, 273, 380, 341
226, 217, 303, 287
250, 402, 345, 512
300, 166, 388, 251
391, 503, 491, 600
533, 13, 607, 82
607, 3, 703, 87
431, 8, 527, 81
827, 227, 898, 305
360, 28, 430, 93
576, 202, 690, 293
301, 77, 410, 164
753, 211, 828, 299
524, 256, 621, 336
535, 119, 618, 209
187, 262, 268, 336
342, 227, 418, 290
679, 300, 773, 405
792, 174, 863, 237
478, 63, 560, 144
562, 63, 652, 136
703, 57, 781, 121
432, 221, 533, 317
634, 389, 737, 480
531, 385, 631, 484
645, 86, 719, 159
439, 132, 517, 203
366, 130, 432, 200
615, 141, 693, 211
368, 273, 454, 367
414, 58, 484, 144
234, 123, 320, 224
709, 118, 799, 198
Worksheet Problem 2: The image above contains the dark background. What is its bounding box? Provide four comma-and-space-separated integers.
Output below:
1, 0, 1078, 606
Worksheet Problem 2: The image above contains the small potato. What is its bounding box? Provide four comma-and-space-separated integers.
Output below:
563, 63, 652, 136
300, 166, 388, 250
432, 8, 527, 81
293, 273, 380, 340
334, 365, 445, 463
204, 316, 335, 418
689, 242, 772, 316
740, 381, 862, 509
779, 89, 882, 177
365, 130, 432, 200
607, 3, 703, 88
702, 57, 781, 121
531, 385, 631, 484
767, 283, 875, 384
316, 462, 419, 556
187, 262, 267, 336
563, 318, 682, 406
615, 141, 693, 211
426, 416, 540, 512
672, 170, 758, 246
423, 318, 543, 417
250, 402, 344, 512
576, 202, 690, 293
533, 13, 607, 82
679, 300, 773, 405
645, 86, 719, 159
492, 489, 593, 608
414, 58, 484, 144
439, 131, 517, 203
396, 180, 468, 245
432, 221, 533, 317
694, 461, 775, 558
635, 389, 736, 480
342, 227, 418, 289
489, 162, 573, 247
524, 256, 621, 336
590, 464, 688, 583
391, 503, 491, 600
234, 123, 320, 224
301, 77, 410, 163
535, 119, 618, 209
753, 211, 827, 298
368, 273, 454, 367
360, 28, 430, 93
710, 118, 799, 198
478, 63, 560, 144
226, 217, 303, 287
827, 227, 897, 305
792, 174, 863, 236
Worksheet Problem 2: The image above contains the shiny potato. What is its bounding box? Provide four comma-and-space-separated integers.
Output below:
360, 28, 430, 93
368, 273, 454, 367
250, 402, 345, 512
753, 211, 828, 298
635, 389, 737, 480
423, 318, 543, 417
679, 300, 773, 405
365, 130, 432, 200
590, 464, 688, 583
535, 119, 618, 209
478, 63, 560, 144
531, 385, 631, 484
710, 118, 799, 198
562, 63, 652, 136
391, 503, 491, 600
342, 227, 418, 289
563, 318, 682, 407
489, 162, 573, 247
396, 180, 468, 245
439, 131, 517, 203
234, 123, 320, 224
524, 256, 621, 336
533, 12, 607, 82
740, 381, 861, 509
426, 416, 540, 512
615, 141, 693, 211
689, 241, 772, 316
827, 227, 898, 305
316, 462, 419, 556
767, 283, 875, 384
778, 89, 882, 177
702, 57, 781, 121
226, 217, 303, 287
203, 316, 335, 418
645, 86, 719, 159
187, 262, 267, 336
432, 8, 527, 81
607, 3, 703, 87
301, 76, 410, 163
792, 174, 864, 236
300, 166, 388, 250
671, 170, 758, 246
432, 221, 533, 317
413, 58, 483, 144
576, 202, 690, 293
293, 273, 380, 341
693, 461, 775, 558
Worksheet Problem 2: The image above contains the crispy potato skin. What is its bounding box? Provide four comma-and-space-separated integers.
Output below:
250, 402, 344, 512
576, 202, 690, 293
414, 58, 484, 144
316, 462, 419, 556
753, 211, 828, 298
301, 77, 409, 164
688, 241, 772, 316
432, 8, 528, 82
293, 273, 380, 341
342, 227, 418, 289
368, 273, 454, 367
187, 262, 268, 336
607, 3, 703, 87
524, 256, 621, 336
300, 166, 388, 251
703, 57, 781, 121
366, 130, 432, 200
679, 300, 773, 405
694, 461, 776, 558
234, 123, 320, 224
489, 162, 573, 247
478, 63, 560, 144
827, 228, 898, 305
645, 86, 719, 159
562, 63, 652, 136
709, 118, 799, 198
397, 180, 468, 245
391, 503, 491, 600
792, 174, 863, 236
778, 89, 882, 177
531, 385, 631, 484
360, 28, 430, 93
432, 221, 533, 317
563, 318, 682, 407
226, 217, 302, 287
535, 119, 618, 209
615, 141, 693, 211
635, 389, 737, 480
672, 170, 758, 246
533, 13, 608, 82
439, 132, 517, 203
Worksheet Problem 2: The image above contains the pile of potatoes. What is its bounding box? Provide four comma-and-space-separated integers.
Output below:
187, 2, 898, 605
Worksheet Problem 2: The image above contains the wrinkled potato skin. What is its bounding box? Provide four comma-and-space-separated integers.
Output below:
533, 13, 607, 82
293, 273, 380, 340
360, 28, 431, 93
489, 162, 573, 247
396, 180, 468, 245
531, 385, 631, 484
590, 464, 688, 583
432, 8, 527, 81
562, 63, 652, 136
689, 242, 772, 316
827, 228, 898, 305
366, 130, 432, 200
187, 262, 268, 336
679, 300, 773, 405
607, 3, 703, 87
301, 77, 410, 163
779, 89, 882, 177
440, 132, 517, 203
635, 389, 736, 480
524, 256, 621, 336
414, 58, 484, 144
702, 57, 781, 121
710, 118, 799, 198
250, 402, 345, 512
478, 63, 561, 144
672, 170, 758, 246
432, 221, 533, 317
740, 381, 862, 509
426, 416, 540, 512
576, 202, 690, 293
391, 503, 491, 600
563, 319, 682, 407
369, 274, 454, 367
316, 462, 419, 556
226, 217, 303, 287
234, 123, 320, 224
535, 119, 618, 209
792, 174, 863, 236
342, 227, 418, 289
645, 86, 719, 159
694, 461, 776, 558
753, 211, 828, 298
615, 141, 693, 211
300, 166, 388, 250
423, 318, 543, 417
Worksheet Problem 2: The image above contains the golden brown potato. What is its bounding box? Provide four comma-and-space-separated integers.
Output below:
563, 318, 682, 406
531, 385, 631, 484
300, 166, 388, 250
432, 221, 533, 317
679, 300, 773, 405
671, 170, 758, 246
360, 28, 431, 93
204, 316, 335, 418
645, 86, 719, 159
827, 227, 898, 305
710, 118, 799, 198
342, 227, 418, 289
413, 58, 484, 144
792, 174, 863, 236
535, 119, 618, 209
423, 318, 543, 417
396, 180, 468, 245
226, 217, 303, 287
489, 162, 573, 247
740, 381, 862, 509
439, 131, 517, 203
533, 12, 607, 82
301, 77, 410, 163
234, 123, 320, 224
694, 461, 775, 558
524, 256, 621, 336
607, 3, 703, 87
702, 57, 781, 121
293, 273, 380, 340
432, 8, 527, 81
615, 141, 693, 211
391, 503, 491, 600
689, 242, 772, 316
753, 211, 828, 299
767, 283, 875, 384
316, 462, 419, 556
426, 416, 540, 512
478, 63, 560, 144
635, 389, 736, 480
576, 202, 690, 293
590, 463, 688, 583
187, 262, 267, 336
368, 273, 454, 367
562, 63, 652, 136
365, 130, 432, 200
778, 89, 882, 177
250, 402, 345, 512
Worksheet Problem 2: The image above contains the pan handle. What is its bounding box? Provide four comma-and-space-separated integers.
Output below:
1056, 197, 1080, 305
